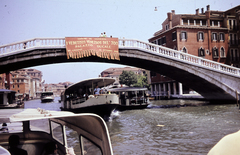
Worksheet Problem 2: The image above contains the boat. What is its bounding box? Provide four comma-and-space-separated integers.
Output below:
0, 108, 113, 155
0, 89, 24, 109
40, 91, 54, 103
60, 77, 119, 120
107, 87, 149, 111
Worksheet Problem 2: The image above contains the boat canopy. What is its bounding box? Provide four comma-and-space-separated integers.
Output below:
0, 108, 111, 145
107, 87, 148, 92
0, 89, 16, 94
41, 91, 53, 95
65, 77, 115, 93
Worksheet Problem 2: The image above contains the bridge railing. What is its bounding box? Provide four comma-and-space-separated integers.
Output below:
118, 39, 240, 77
0, 38, 65, 57
0, 38, 240, 77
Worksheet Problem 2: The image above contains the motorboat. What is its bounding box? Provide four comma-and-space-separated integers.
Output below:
107, 87, 149, 111
60, 77, 119, 120
0, 108, 113, 155
40, 91, 54, 103
0, 89, 24, 109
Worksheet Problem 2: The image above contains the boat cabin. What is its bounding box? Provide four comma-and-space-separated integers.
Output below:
0, 108, 113, 155
61, 78, 119, 119
107, 87, 149, 111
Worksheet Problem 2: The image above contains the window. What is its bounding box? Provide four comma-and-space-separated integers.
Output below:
180, 31, 187, 40
219, 33, 225, 41
165, 24, 169, 30
231, 49, 239, 61
51, 121, 64, 144
80, 136, 102, 155
17, 85, 19, 88
229, 34, 237, 45
220, 47, 225, 58
234, 34, 237, 45
157, 38, 161, 45
12, 85, 14, 88
212, 32, 217, 41
229, 19, 237, 30
197, 32, 204, 41
182, 47, 187, 53
199, 47, 205, 57
172, 31, 176, 41
212, 47, 219, 58
162, 36, 166, 45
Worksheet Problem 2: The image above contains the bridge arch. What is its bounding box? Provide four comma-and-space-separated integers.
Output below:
0, 38, 240, 101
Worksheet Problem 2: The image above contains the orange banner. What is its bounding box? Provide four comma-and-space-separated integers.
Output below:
65, 37, 119, 60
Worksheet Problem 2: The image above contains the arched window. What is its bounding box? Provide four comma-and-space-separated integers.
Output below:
220, 47, 225, 58
182, 47, 187, 53
198, 47, 205, 57
212, 47, 219, 58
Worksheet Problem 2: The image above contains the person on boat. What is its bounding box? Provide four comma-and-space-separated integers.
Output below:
8, 135, 28, 155
94, 86, 101, 95
43, 142, 58, 155
0, 123, 8, 133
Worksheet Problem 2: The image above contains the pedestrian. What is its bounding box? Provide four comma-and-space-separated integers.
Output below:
100, 33, 103, 37
103, 32, 107, 37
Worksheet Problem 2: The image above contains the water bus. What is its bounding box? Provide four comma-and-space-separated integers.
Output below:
40, 91, 54, 103
0, 89, 24, 109
0, 108, 113, 155
60, 77, 119, 120
107, 87, 149, 111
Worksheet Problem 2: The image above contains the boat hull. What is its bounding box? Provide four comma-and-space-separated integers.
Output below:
61, 103, 118, 120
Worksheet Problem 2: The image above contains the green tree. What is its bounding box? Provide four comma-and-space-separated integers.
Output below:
119, 70, 137, 86
133, 73, 150, 89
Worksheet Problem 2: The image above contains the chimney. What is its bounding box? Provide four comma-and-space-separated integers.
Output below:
201, 8, 204, 14
207, 5, 210, 11
171, 10, 175, 15
196, 8, 199, 15
167, 12, 172, 29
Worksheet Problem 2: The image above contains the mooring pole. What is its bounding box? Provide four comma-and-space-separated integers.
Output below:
236, 90, 239, 109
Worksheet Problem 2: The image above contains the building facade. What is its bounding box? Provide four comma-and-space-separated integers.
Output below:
148, 5, 240, 99
11, 69, 43, 99
100, 67, 147, 84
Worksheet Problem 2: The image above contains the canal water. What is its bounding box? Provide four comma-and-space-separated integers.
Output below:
25, 98, 240, 155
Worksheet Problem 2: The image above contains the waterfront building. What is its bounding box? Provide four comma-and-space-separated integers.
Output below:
0, 74, 7, 89
148, 5, 240, 99
44, 82, 72, 96
100, 67, 147, 84
11, 69, 43, 99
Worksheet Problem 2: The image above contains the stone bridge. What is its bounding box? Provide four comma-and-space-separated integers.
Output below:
0, 38, 240, 101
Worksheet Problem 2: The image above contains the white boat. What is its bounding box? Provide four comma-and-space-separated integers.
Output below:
60, 77, 119, 120
0, 108, 113, 155
107, 87, 149, 111
40, 91, 54, 103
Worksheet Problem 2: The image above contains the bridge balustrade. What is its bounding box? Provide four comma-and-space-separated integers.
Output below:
1, 38, 240, 77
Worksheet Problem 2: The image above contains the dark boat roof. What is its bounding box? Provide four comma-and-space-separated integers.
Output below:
108, 87, 147, 92
41, 91, 53, 94
0, 89, 16, 93
66, 77, 115, 92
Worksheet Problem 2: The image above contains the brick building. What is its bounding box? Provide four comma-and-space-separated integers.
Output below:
11, 69, 43, 99
148, 5, 240, 99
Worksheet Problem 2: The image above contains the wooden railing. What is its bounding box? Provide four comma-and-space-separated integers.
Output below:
0, 38, 240, 77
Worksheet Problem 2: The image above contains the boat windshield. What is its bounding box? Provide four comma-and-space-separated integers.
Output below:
41, 92, 53, 97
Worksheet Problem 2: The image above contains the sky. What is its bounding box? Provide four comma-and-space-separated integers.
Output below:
0, 0, 239, 83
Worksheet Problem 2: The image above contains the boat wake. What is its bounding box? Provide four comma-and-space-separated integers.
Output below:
108, 110, 121, 121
